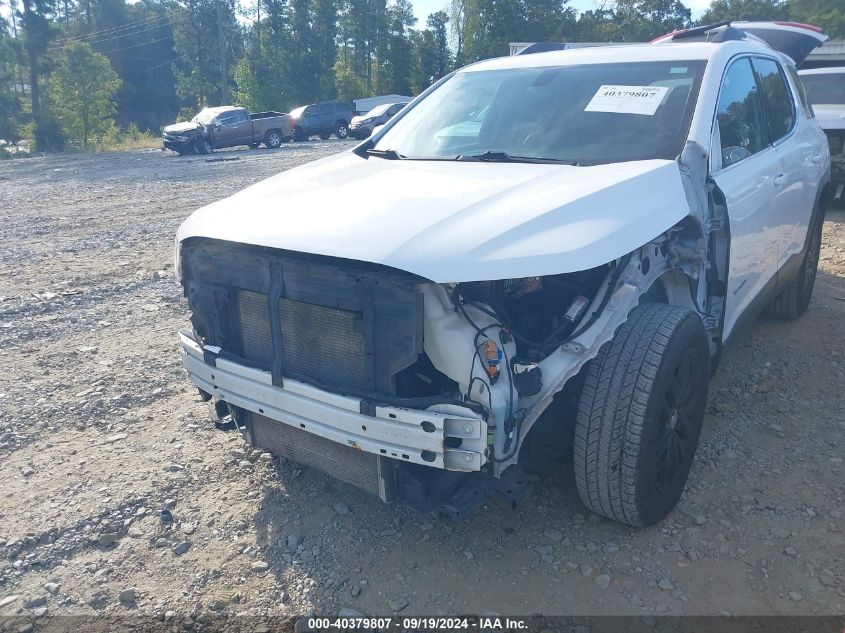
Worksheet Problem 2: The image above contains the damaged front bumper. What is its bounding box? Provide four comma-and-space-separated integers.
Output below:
179, 330, 488, 472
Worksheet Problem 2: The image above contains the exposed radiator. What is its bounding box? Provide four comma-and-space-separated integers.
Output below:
279, 297, 368, 392
236, 290, 273, 366
234, 289, 369, 392
251, 413, 392, 500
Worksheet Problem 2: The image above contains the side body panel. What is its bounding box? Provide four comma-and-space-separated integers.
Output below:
774, 71, 829, 267
713, 149, 780, 339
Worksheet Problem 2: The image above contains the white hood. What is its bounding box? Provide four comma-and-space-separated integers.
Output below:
812, 105, 845, 131
176, 151, 690, 282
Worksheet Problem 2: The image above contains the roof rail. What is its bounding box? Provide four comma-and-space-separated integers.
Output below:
669, 21, 731, 41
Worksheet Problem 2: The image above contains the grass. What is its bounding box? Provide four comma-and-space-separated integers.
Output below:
95, 134, 160, 152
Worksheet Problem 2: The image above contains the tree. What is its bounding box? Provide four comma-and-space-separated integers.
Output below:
288, 0, 317, 102
333, 55, 366, 103
382, 0, 416, 95
312, 0, 338, 99
612, 0, 691, 41
699, 0, 786, 23
50, 40, 120, 147
426, 10, 450, 78
0, 11, 22, 147
788, 0, 845, 39
449, 0, 466, 67
410, 27, 437, 93
237, 0, 291, 110
170, 0, 239, 109
455, 0, 576, 62
19, 0, 56, 117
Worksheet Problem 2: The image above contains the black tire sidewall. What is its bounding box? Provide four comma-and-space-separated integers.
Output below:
634, 312, 709, 525
797, 215, 823, 314
196, 138, 211, 154
265, 131, 282, 149
335, 123, 348, 139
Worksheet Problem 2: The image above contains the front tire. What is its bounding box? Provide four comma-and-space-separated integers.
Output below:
195, 137, 212, 155
574, 303, 709, 527
264, 129, 283, 149
335, 121, 349, 139
766, 212, 823, 320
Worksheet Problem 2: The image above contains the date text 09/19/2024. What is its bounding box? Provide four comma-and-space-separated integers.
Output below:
305, 616, 529, 631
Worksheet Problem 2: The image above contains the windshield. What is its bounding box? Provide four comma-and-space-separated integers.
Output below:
290, 106, 306, 117
374, 61, 705, 164
366, 103, 393, 117
801, 73, 845, 105
192, 109, 217, 125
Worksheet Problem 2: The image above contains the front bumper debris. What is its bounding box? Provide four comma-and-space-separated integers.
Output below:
179, 331, 488, 472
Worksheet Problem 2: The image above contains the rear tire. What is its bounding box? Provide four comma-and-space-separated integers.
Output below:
319, 132, 331, 140
574, 303, 709, 527
264, 129, 283, 149
766, 212, 823, 320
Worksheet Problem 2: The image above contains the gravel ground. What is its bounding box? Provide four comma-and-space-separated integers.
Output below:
0, 143, 843, 624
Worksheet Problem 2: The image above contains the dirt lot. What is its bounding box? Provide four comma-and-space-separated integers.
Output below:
1, 143, 843, 623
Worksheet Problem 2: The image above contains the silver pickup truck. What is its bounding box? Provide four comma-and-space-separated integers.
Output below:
163, 106, 293, 155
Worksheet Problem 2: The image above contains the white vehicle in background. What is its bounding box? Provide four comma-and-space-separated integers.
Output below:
799, 66, 845, 201
175, 22, 829, 527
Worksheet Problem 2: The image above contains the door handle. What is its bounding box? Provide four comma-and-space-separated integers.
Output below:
773, 174, 786, 186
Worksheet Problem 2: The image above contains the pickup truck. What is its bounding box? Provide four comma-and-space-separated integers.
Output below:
163, 106, 293, 155
176, 22, 829, 525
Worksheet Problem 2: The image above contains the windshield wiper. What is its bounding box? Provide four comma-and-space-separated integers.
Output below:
457, 151, 579, 165
366, 148, 405, 160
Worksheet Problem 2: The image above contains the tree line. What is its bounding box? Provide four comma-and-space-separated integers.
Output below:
1, 0, 843, 152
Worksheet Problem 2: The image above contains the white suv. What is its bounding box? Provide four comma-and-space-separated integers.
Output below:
798, 66, 845, 202
176, 21, 829, 526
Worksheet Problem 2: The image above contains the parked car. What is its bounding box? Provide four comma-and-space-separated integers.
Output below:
349, 102, 409, 139
289, 101, 354, 141
798, 66, 845, 202
175, 22, 829, 526
162, 106, 292, 155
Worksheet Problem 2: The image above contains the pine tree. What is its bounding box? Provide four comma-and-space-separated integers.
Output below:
426, 10, 450, 78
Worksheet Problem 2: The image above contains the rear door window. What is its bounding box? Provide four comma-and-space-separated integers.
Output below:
753, 57, 795, 143
716, 58, 769, 168
318, 104, 332, 116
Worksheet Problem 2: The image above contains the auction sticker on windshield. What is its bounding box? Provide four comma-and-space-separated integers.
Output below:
585, 85, 670, 116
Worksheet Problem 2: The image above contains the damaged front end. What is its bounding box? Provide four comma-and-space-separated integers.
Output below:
177, 224, 708, 516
